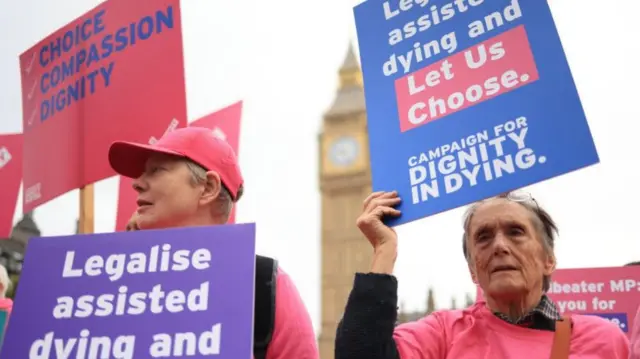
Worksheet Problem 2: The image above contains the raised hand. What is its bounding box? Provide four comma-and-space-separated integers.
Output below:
356, 191, 401, 273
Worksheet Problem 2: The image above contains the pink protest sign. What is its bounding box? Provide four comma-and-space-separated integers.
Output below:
20, 0, 186, 213
476, 266, 640, 337
0, 133, 23, 237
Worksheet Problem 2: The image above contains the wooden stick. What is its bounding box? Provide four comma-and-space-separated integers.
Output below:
78, 184, 95, 234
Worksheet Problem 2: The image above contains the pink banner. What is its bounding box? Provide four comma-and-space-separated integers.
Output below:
0, 134, 23, 237
476, 266, 640, 337
20, 0, 187, 212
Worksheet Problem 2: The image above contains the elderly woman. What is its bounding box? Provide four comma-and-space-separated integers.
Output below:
335, 190, 629, 359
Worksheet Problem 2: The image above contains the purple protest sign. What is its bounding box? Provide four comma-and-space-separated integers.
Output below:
1, 224, 256, 359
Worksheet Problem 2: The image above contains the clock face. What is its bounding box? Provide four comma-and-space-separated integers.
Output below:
328, 136, 360, 167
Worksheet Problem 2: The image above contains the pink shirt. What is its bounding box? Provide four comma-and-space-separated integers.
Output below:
263, 268, 318, 359
631, 305, 640, 359
0, 298, 12, 314
394, 302, 629, 359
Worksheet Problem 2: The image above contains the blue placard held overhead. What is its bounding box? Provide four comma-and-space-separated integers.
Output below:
353, 0, 599, 226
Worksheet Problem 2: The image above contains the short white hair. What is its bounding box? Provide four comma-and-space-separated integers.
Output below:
185, 160, 236, 220
0, 264, 10, 298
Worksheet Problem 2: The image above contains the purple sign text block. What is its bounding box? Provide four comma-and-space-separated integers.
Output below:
1, 223, 256, 359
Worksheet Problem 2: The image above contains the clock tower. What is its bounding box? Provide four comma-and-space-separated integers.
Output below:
318, 44, 372, 359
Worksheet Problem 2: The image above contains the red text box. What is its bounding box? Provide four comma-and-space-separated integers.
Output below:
395, 25, 539, 132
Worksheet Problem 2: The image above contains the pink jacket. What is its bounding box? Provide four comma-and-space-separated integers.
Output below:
263, 268, 318, 359
394, 301, 629, 358
631, 306, 640, 359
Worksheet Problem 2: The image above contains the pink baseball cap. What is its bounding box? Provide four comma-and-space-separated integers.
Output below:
108, 127, 244, 200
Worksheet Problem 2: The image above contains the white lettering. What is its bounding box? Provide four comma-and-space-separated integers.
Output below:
150, 324, 222, 357
29, 330, 135, 359
60, 245, 211, 282
52, 281, 210, 319
62, 251, 83, 278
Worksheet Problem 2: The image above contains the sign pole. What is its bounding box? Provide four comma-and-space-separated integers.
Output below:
79, 184, 94, 234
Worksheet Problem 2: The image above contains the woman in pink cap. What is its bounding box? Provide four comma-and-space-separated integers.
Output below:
109, 127, 318, 359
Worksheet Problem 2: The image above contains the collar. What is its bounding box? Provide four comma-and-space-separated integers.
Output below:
492, 295, 561, 331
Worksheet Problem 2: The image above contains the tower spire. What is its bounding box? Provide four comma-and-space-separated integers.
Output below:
338, 43, 362, 89
325, 43, 365, 118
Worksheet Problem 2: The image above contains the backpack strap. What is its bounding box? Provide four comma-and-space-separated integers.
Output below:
550, 316, 572, 359
254, 255, 277, 359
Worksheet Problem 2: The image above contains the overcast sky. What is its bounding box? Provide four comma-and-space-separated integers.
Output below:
1, 0, 639, 335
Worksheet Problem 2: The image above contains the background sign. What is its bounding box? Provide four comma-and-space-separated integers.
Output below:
115, 102, 243, 231
2, 224, 257, 358
353, 0, 598, 226
0, 133, 23, 237
476, 266, 640, 337
20, 0, 187, 212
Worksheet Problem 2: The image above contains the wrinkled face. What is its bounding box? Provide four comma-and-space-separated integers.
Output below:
466, 199, 555, 298
132, 154, 203, 230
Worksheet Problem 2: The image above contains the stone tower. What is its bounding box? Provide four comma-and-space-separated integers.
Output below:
317, 44, 372, 359
0, 211, 40, 254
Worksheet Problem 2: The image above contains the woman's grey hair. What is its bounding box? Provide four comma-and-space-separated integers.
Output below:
185, 161, 242, 219
461, 192, 558, 292
0, 264, 11, 298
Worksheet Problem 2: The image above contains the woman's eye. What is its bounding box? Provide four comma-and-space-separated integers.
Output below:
145, 166, 161, 175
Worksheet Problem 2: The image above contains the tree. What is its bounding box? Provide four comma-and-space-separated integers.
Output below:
6, 274, 19, 299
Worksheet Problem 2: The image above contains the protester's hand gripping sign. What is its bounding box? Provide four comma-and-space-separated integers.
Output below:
353, 0, 599, 225
1, 224, 257, 359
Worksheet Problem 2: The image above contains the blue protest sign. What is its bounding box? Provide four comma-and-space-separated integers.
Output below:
354, 0, 599, 226
0, 224, 256, 359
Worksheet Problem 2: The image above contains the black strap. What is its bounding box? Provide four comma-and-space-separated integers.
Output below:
254, 255, 277, 359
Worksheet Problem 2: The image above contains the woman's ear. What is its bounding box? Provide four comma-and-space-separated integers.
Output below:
543, 253, 556, 277
200, 171, 222, 205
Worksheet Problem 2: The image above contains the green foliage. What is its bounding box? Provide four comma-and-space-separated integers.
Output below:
6, 274, 19, 299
